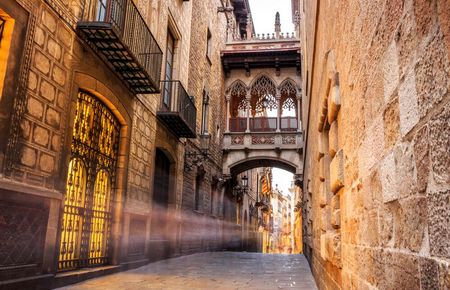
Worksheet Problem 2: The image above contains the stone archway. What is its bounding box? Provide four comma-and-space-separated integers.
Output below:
223, 152, 303, 179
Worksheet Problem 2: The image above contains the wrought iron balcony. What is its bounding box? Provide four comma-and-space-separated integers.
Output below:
77, 0, 162, 94
157, 81, 196, 138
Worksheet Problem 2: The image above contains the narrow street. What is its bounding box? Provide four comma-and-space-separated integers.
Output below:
57, 252, 317, 290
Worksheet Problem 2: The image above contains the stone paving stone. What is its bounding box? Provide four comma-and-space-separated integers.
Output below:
57, 252, 318, 290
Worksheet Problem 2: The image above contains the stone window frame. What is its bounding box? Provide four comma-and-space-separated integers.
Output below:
206, 27, 212, 64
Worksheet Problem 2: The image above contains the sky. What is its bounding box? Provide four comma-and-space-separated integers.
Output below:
248, 0, 295, 196
248, 0, 295, 35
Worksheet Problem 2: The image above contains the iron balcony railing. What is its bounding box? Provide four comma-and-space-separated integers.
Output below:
77, 0, 162, 93
157, 80, 197, 138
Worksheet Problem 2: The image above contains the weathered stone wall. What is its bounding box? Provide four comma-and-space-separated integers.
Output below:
301, 0, 450, 289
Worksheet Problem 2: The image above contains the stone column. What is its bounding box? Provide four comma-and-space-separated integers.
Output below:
246, 91, 251, 133
225, 94, 231, 133
276, 91, 281, 132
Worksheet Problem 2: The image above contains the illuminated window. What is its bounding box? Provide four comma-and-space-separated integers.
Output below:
0, 10, 15, 101
0, 17, 5, 42
59, 91, 120, 270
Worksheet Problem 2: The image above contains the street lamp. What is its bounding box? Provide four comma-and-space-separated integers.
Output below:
241, 175, 248, 188
232, 175, 248, 202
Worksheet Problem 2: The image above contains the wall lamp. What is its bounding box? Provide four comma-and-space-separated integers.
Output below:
184, 134, 211, 171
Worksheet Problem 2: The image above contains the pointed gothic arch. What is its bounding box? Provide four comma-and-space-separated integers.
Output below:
228, 80, 249, 118
249, 75, 277, 117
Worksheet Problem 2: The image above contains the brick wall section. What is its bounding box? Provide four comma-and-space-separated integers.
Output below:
301, 0, 450, 289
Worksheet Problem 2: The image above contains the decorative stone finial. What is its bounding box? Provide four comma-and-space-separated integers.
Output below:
275, 12, 281, 38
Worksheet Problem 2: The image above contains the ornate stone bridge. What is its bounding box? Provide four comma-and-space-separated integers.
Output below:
220, 31, 303, 179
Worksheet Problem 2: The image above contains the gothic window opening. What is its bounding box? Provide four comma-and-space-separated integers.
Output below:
280, 80, 298, 131
250, 76, 277, 117
59, 91, 120, 271
229, 81, 247, 117
281, 97, 296, 116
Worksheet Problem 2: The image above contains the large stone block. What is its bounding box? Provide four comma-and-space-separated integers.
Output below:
394, 196, 427, 252
413, 125, 430, 193
358, 115, 384, 178
413, 0, 438, 38
34, 51, 50, 75
427, 190, 450, 258
331, 209, 340, 229
329, 120, 338, 158
380, 150, 398, 203
394, 142, 417, 197
45, 107, 61, 129
34, 26, 45, 47
438, 0, 450, 61
47, 37, 62, 61
42, 9, 57, 32
39, 153, 54, 173
415, 32, 449, 118
328, 232, 341, 268
27, 96, 44, 120
378, 204, 394, 247
419, 258, 440, 290
429, 104, 450, 188
20, 119, 31, 140
327, 81, 340, 123
33, 125, 50, 147
51, 133, 60, 151
52, 65, 66, 87
395, 10, 418, 76
319, 182, 327, 208
383, 97, 400, 150
381, 251, 420, 289
57, 23, 73, 48
21, 146, 37, 168
398, 68, 419, 137
320, 233, 328, 260
330, 149, 344, 193
39, 79, 55, 102
383, 40, 400, 103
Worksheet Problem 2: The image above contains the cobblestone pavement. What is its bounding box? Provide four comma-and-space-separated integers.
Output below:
58, 252, 317, 290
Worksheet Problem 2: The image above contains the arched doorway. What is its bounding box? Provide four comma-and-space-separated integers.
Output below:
149, 148, 172, 260
59, 91, 120, 270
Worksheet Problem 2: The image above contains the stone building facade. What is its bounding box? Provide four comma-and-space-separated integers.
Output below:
300, 0, 450, 289
0, 0, 243, 288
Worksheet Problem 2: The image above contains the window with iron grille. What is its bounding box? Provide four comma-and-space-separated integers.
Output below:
58, 91, 120, 271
